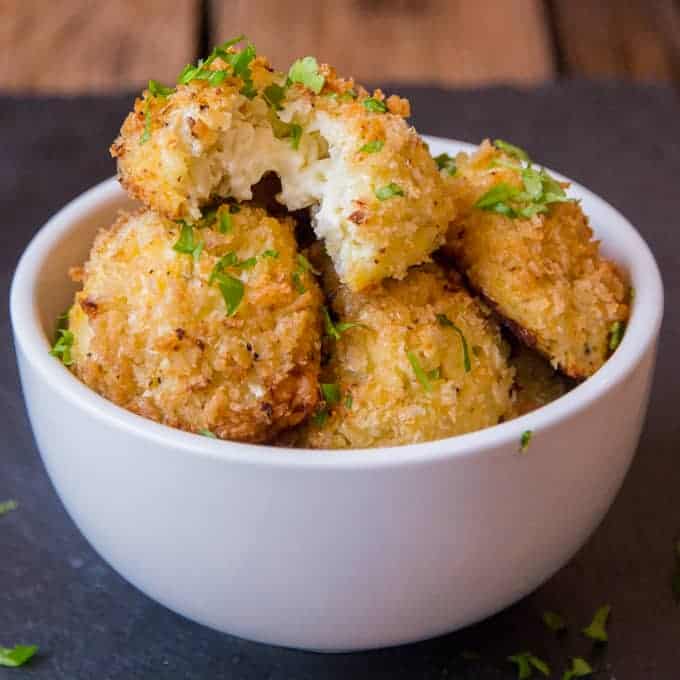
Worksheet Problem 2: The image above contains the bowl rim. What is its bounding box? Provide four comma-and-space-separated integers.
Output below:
10, 136, 664, 470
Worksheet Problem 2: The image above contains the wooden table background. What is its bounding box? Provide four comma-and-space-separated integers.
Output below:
1, 0, 679, 94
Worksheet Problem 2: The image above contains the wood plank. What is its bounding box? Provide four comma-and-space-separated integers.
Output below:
211, 0, 555, 87
551, 0, 676, 81
0, 0, 198, 93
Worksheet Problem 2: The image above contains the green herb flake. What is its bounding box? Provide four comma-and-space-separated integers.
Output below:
261, 249, 279, 259
436, 313, 471, 372
434, 152, 457, 176
375, 183, 405, 201
172, 223, 203, 262
312, 407, 329, 427
407, 350, 433, 393
582, 604, 611, 643
427, 367, 442, 381
520, 429, 533, 453
288, 56, 325, 94
217, 274, 244, 316
218, 211, 233, 234
344, 394, 353, 410
494, 139, 530, 162
0, 644, 38, 668
263, 83, 286, 110
475, 183, 519, 210
363, 97, 387, 113
507, 652, 550, 679
148, 79, 174, 97
199, 429, 217, 438
229, 203, 241, 214
542, 610, 567, 633
322, 306, 365, 340
289, 123, 303, 149
50, 329, 75, 366
0, 499, 18, 516
359, 139, 384, 154
292, 272, 306, 294
608, 321, 625, 353
562, 657, 593, 680
140, 100, 152, 144
296, 253, 320, 275
321, 383, 341, 406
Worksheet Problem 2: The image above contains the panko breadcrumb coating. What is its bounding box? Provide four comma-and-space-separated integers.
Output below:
507, 344, 573, 418
441, 140, 629, 379
289, 247, 515, 449
68, 204, 322, 443
111, 42, 451, 291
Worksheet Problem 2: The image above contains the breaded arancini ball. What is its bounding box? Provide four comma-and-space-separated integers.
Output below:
440, 140, 629, 379
289, 248, 515, 449
111, 40, 451, 291
68, 204, 323, 443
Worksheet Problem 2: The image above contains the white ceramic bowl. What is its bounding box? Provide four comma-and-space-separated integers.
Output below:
10, 137, 663, 652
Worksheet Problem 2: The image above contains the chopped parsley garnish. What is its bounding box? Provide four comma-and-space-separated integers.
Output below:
216, 274, 244, 316
321, 306, 364, 340
296, 253, 320, 275
581, 604, 611, 643
292, 272, 306, 294
291, 254, 319, 294
209, 252, 256, 282
0, 499, 18, 516
427, 367, 442, 381
520, 429, 533, 453
359, 139, 384, 154
363, 97, 387, 113
436, 313, 471, 372
344, 394, 353, 409
148, 79, 175, 97
507, 652, 550, 679
261, 249, 279, 259
199, 429, 217, 438
50, 329, 74, 366
172, 223, 203, 262
608, 321, 625, 353
406, 350, 433, 393
562, 657, 593, 680
375, 183, 404, 200
263, 83, 286, 110
312, 407, 329, 427
321, 383, 341, 405
288, 56, 325, 94
542, 610, 567, 633
140, 101, 152, 144
218, 211, 233, 234
434, 152, 457, 176
289, 123, 303, 149
475, 146, 572, 219
0, 645, 38, 668
494, 139, 530, 162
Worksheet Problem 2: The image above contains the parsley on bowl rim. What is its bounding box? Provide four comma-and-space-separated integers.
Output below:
9, 133, 662, 652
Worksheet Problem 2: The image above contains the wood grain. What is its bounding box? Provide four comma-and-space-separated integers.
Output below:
551, 0, 677, 81
0, 0, 199, 93
211, 0, 555, 87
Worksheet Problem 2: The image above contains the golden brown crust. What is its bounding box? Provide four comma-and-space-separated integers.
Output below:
442, 140, 630, 379
286, 247, 515, 449
68, 205, 323, 442
111, 52, 451, 291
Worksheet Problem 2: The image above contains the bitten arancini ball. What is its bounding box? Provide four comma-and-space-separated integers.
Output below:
67, 204, 323, 443
439, 140, 629, 379
289, 249, 515, 449
111, 41, 451, 291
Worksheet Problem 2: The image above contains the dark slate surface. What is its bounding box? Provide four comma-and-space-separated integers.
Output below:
1, 82, 679, 679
